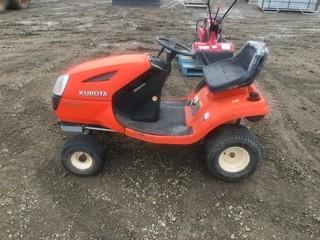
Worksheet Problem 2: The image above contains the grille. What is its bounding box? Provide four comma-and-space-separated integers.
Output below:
52, 94, 61, 110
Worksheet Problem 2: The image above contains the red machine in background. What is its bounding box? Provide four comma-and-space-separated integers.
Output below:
193, 0, 238, 65
178, 0, 238, 76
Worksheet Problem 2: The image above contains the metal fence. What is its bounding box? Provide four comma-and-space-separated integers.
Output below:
257, 0, 319, 12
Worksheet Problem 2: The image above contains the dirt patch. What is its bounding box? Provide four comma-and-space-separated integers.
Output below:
0, 0, 319, 239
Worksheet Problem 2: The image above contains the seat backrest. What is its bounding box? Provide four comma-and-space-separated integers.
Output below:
232, 41, 268, 86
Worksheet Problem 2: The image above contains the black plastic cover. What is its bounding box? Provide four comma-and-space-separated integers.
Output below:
113, 58, 171, 122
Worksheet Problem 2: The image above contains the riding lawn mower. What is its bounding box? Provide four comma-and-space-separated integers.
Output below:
52, 33, 269, 182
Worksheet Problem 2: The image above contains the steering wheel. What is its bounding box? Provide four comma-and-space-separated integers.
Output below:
155, 36, 194, 57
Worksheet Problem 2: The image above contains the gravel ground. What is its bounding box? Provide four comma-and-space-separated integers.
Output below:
0, 0, 319, 239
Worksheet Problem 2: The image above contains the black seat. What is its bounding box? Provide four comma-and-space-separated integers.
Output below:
203, 41, 268, 92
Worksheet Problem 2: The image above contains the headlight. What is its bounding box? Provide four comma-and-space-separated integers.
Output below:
53, 74, 69, 96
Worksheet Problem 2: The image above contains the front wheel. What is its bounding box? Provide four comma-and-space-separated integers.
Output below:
61, 135, 107, 177
204, 125, 262, 182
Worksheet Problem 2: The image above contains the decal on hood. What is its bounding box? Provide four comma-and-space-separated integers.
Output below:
79, 90, 107, 97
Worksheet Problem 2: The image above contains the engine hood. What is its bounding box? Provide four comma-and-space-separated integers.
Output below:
65, 53, 150, 78
61, 53, 151, 102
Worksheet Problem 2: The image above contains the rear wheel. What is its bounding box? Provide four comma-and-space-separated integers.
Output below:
204, 125, 262, 182
61, 135, 107, 177
7, 0, 30, 10
0, 0, 6, 13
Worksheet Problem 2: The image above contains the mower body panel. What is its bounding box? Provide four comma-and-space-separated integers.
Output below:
125, 85, 269, 144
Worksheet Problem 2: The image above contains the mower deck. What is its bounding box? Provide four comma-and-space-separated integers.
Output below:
116, 100, 192, 136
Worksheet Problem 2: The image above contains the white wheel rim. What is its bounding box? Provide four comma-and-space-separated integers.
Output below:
218, 147, 250, 173
70, 151, 93, 170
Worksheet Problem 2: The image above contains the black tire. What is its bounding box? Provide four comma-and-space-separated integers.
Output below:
7, 0, 30, 10
61, 135, 107, 177
0, 0, 6, 12
204, 125, 262, 182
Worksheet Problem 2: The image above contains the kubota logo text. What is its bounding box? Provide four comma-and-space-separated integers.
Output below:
79, 90, 107, 97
